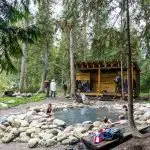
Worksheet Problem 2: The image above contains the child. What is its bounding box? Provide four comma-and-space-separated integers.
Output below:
46, 103, 52, 117
103, 117, 112, 124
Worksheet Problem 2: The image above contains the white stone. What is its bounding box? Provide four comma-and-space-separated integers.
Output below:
147, 119, 150, 124
93, 121, 101, 127
2, 133, 15, 143
7, 100, 15, 104
82, 121, 92, 125
74, 127, 87, 134
61, 139, 70, 145
18, 127, 28, 133
63, 125, 74, 133
28, 138, 39, 148
0, 103, 8, 108
45, 139, 57, 147
57, 132, 68, 142
143, 111, 150, 119
20, 120, 29, 127
10, 128, 19, 136
53, 119, 66, 126
0, 132, 4, 139
26, 128, 36, 136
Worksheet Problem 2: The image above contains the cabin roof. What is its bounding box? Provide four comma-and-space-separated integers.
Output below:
75, 61, 140, 72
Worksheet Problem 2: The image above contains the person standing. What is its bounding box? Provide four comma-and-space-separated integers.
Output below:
50, 79, 56, 98
63, 82, 67, 96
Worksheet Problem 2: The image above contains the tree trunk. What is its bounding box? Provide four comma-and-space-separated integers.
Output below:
126, 0, 142, 137
121, 57, 124, 98
19, 42, 27, 93
69, 28, 75, 97
38, 42, 49, 93
82, 0, 87, 61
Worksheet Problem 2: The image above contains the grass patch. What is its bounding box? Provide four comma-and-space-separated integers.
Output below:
0, 93, 46, 108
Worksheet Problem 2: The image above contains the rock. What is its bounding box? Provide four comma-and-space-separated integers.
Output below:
74, 127, 87, 134
7, 100, 15, 104
63, 125, 74, 133
10, 128, 19, 136
18, 127, 28, 133
17, 114, 26, 120
143, 112, 150, 119
20, 120, 29, 127
45, 139, 57, 147
83, 124, 93, 131
26, 111, 36, 117
2, 133, 15, 143
147, 119, 150, 124
30, 120, 38, 127
53, 119, 66, 126
26, 128, 36, 136
93, 121, 101, 127
38, 118, 47, 123
139, 107, 150, 112
139, 116, 147, 121
61, 139, 70, 145
11, 119, 21, 128
68, 135, 79, 142
7, 115, 15, 123
38, 133, 54, 140
0, 124, 6, 131
41, 125, 49, 129
57, 132, 68, 142
19, 136, 30, 143
31, 133, 39, 138
48, 125, 57, 129
134, 111, 144, 115
33, 107, 41, 113
0, 132, 4, 139
20, 132, 27, 137
50, 129, 59, 135
28, 138, 39, 148
82, 121, 92, 125
0, 103, 8, 108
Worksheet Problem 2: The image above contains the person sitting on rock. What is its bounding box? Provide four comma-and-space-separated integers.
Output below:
46, 103, 52, 117
103, 117, 112, 124
122, 105, 128, 119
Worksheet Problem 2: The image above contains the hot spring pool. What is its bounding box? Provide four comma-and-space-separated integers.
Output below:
54, 107, 120, 125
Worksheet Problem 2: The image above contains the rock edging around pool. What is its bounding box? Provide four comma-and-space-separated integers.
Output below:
0, 102, 150, 148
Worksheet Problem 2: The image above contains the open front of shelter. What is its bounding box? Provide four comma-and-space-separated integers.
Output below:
75, 61, 140, 97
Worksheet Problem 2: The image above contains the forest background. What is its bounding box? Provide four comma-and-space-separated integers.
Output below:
0, 0, 149, 95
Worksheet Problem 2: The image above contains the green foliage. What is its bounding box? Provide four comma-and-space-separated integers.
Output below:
0, 94, 45, 108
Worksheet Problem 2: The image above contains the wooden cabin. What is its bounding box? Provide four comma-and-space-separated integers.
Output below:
75, 61, 140, 97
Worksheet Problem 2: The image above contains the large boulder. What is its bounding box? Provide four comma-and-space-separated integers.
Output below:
147, 119, 150, 124
2, 133, 15, 143
61, 139, 70, 145
26, 128, 36, 136
63, 125, 74, 133
74, 127, 87, 134
93, 121, 101, 127
28, 138, 39, 148
20, 120, 29, 127
0, 132, 4, 139
0, 103, 8, 108
7, 100, 15, 104
57, 132, 68, 142
45, 139, 57, 147
11, 119, 21, 128
143, 112, 150, 119
53, 119, 66, 126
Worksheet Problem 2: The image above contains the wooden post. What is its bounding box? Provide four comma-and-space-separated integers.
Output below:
98, 64, 101, 93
